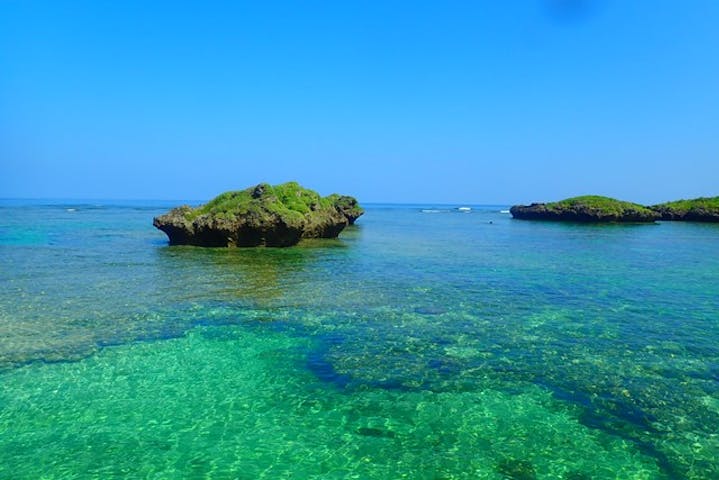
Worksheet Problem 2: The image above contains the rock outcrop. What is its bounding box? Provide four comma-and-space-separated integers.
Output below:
327, 194, 365, 225
650, 197, 719, 222
510, 196, 659, 223
153, 182, 363, 247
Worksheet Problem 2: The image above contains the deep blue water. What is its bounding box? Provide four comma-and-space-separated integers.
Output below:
0, 200, 717, 479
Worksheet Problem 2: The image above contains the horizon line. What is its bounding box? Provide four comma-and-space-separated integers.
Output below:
0, 197, 514, 206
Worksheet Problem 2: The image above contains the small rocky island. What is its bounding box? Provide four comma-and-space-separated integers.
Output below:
510, 196, 659, 223
153, 182, 364, 247
650, 197, 719, 222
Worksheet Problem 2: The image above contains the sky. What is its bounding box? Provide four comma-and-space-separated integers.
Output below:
1, 1, 718, 204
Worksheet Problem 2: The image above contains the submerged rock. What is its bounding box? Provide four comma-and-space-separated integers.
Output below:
355, 427, 397, 439
650, 197, 719, 222
510, 196, 658, 223
496, 459, 537, 480
153, 182, 363, 247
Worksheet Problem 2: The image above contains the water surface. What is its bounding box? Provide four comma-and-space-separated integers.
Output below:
1, 201, 717, 479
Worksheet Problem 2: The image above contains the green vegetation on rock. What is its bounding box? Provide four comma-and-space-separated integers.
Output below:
546, 196, 656, 218
511, 195, 658, 223
650, 196, 719, 222
188, 182, 326, 224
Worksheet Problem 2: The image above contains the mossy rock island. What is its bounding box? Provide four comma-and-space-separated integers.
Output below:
510, 196, 659, 223
153, 182, 364, 247
650, 197, 719, 222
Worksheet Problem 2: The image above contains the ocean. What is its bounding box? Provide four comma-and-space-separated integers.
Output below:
1, 200, 717, 479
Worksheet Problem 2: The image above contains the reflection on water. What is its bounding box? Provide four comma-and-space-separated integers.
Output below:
154, 244, 319, 305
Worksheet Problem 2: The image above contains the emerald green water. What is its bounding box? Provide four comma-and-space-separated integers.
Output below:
1, 201, 718, 479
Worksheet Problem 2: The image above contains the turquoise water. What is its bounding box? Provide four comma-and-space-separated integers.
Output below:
1, 201, 717, 479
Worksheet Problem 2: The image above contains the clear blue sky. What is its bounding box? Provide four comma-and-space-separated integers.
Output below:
1, 1, 717, 204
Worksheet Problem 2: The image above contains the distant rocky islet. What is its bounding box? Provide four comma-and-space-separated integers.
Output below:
649, 197, 719, 222
510, 195, 719, 223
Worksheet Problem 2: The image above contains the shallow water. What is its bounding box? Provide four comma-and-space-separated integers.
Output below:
1, 201, 717, 479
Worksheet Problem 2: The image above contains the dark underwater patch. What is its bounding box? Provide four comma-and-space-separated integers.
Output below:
496, 458, 537, 480
355, 427, 397, 439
